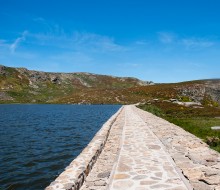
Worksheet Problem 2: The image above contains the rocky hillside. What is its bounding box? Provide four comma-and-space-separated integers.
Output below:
0, 65, 219, 105
176, 80, 220, 106
0, 65, 152, 103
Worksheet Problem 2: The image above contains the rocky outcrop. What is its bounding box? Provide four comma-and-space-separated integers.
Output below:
0, 92, 13, 101
0, 65, 6, 75
178, 84, 206, 102
206, 87, 220, 105
177, 80, 220, 105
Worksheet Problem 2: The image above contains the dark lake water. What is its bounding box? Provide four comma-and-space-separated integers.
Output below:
0, 104, 121, 190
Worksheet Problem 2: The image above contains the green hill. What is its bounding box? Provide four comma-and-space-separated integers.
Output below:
0, 65, 220, 106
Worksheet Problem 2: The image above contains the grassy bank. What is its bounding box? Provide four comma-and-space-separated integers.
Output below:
138, 102, 220, 152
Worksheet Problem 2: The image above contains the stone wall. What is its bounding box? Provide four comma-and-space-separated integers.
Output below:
45, 107, 123, 190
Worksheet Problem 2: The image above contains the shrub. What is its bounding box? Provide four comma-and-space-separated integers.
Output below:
206, 136, 220, 147
180, 96, 191, 102
139, 104, 164, 117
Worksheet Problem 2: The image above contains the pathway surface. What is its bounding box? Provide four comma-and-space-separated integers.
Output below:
108, 105, 190, 190
135, 106, 220, 190
50, 105, 220, 190
81, 107, 125, 190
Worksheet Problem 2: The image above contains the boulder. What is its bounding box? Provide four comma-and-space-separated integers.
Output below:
211, 126, 220, 131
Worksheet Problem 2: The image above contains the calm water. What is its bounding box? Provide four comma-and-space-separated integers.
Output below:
0, 104, 121, 190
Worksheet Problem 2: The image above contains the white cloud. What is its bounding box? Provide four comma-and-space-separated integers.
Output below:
135, 40, 149, 45
73, 32, 125, 52
33, 17, 63, 35
10, 31, 28, 53
181, 38, 215, 49
31, 18, 125, 53
33, 17, 46, 23
0, 39, 10, 50
158, 32, 176, 44
131, 63, 141, 67
158, 31, 216, 50
28, 31, 125, 53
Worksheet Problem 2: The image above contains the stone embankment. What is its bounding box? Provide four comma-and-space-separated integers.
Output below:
46, 105, 220, 190
80, 106, 125, 190
46, 107, 123, 190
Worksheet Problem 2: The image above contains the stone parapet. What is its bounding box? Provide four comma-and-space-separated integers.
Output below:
45, 106, 123, 190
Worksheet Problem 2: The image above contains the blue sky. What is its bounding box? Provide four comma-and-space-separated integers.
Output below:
0, 0, 220, 83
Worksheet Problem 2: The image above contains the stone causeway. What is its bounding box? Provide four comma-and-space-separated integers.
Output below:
46, 105, 220, 190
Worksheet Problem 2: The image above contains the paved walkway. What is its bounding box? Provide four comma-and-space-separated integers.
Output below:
81, 107, 125, 190
135, 106, 220, 190
108, 105, 191, 190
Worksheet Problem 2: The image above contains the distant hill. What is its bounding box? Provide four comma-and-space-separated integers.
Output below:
0, 65, 219, 106
0, 65, 152, 104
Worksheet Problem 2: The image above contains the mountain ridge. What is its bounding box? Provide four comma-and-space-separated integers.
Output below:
0, 65, 220, 106
0, 65, 152, 103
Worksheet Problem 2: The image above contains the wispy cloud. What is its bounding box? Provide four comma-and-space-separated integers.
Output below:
0, 39, 12, 48
181, 38, 215, 49
33, 17, 46, 23
10, 31, 28, 53
73, 32, 125, 52
28, 30, 125, 53
135, 40, 149, 45
158, 32, 176, 44
36, 18, 65, 36
31, 18, 125, 53
158, 32, 216, 50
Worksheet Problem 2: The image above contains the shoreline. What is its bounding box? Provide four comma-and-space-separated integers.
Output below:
45, 106, 123, 190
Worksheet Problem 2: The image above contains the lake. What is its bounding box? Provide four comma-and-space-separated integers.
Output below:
0, 104, 121, 190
